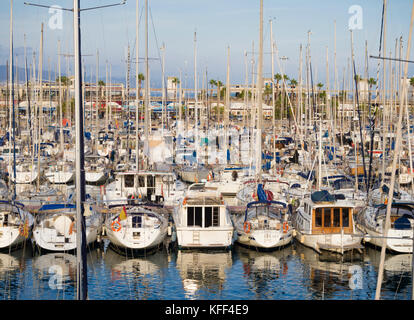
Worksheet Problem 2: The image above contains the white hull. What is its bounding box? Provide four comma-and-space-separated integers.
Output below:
0, 226, 28, 249
104, 207, 168, 251
294, 229, 363, 254
46, 172, 74, 184
357, 223, 413, 253
85, 171, 107, 184
235, 228, 292, 249
33, 225, 100, 252
106, 224, 167, 250
175, 226, 234, 248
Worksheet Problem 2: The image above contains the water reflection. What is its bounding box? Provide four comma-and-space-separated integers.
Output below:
32, 252, 77, 299
0, 250, 27, 299
175, 250, 232, 299
365, 247, 412, 298
99, 248, 169, 299
295, 244, 364, 299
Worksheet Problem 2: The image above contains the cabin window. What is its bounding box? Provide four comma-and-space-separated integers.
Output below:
138, 176, 145, 187
333, 208, 341, 227
205, 207, 212, 227
195, 207, 202, 227
132, 216, 142, 228
147, 176, 155, 188
213, 207, 219, 227
124, 175, 134, 188
187, 207, 194, 226
315, 208, 322, 227
187, 206, 202, 227
342, 208, 350, 228
324, 208, 332, 228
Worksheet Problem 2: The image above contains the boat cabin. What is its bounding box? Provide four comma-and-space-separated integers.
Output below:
113, 171, 175, 203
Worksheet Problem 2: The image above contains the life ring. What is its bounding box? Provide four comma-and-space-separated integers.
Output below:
111, 220, 122, 232
243, 221, 251, 234
283, 221, 289, 233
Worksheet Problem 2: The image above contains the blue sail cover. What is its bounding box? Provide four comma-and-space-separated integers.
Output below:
257, 184, 268, 202
311, 190, 336, 203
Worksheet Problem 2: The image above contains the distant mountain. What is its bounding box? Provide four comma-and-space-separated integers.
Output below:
0, 64, 162, 87
0, 65, 57, 83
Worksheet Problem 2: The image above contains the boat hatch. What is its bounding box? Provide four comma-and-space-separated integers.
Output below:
312, 207, 353, 234
133, 232, 141, 239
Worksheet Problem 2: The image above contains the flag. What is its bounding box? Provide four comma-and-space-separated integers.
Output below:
119, 206, 127, 221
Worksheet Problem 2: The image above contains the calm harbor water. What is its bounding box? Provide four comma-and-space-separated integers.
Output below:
0, 240, 412, 300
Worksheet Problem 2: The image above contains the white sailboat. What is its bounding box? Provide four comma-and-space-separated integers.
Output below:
356, 200, 414, 253
104, 203, 168, 253
232, 185, 293, 250
0, 200, 34, 251
32, 203, 102, 252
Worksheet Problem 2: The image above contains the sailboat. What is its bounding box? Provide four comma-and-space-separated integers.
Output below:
232, 184, 293, 249
232, 0, 293, 251
356, 200, 414, 253
32, 202, 103, 252
0, 0, 34, 252
104, 203, 168, 253
0, 200, 34, 251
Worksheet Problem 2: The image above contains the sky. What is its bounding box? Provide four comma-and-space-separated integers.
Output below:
0, 0, 412, 89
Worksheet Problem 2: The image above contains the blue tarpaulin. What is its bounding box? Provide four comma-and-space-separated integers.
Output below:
257, 184, 267, 202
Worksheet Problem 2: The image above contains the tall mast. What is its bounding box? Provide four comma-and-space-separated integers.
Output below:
194, 31, 198, 164
135, 0, 140, 172
9, 0, 16, 200
73, 0, 87, 300
225, 45, 230, 165
376, 0, 414, 300
144, 0, 149, 153
95, 49, 99, 152
37, 23, 43, 192
270, 20, 276, 163
58, 40, 64, 153
256, 0, 263, 183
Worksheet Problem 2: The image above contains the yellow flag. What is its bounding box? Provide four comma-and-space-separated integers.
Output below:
119, 206, 127, 221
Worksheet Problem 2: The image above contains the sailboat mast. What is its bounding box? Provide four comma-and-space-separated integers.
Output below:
73, 0, 87, 301
58, 40, 64, 153
9, 0, 16, 200
256, 0, 263, 184
225, 45, 230, 165
136, 0, 140, 172
37, 23, 43, 192
144, 0, 149, 152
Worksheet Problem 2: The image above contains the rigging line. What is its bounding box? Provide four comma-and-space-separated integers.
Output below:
130, 6, 145, 63
352, 57, 368, 192
149, 6, 162, 68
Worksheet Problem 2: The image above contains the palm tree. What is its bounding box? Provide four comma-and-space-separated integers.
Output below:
137, 73, 145, 99
274, 73, 282, 99
289, 79, 298, 103
171, 77, 180, 101
264, 84, 272, 105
